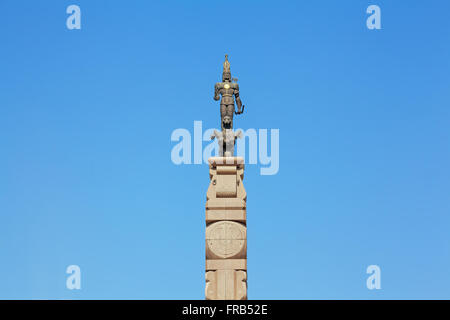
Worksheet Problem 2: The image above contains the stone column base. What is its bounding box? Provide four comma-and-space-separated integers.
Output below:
205, 157, 247, 300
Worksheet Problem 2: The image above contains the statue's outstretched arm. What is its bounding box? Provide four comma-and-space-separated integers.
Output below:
214, 84, 220, 101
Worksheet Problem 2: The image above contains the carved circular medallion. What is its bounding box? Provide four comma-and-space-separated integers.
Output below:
206, 221, 246, 258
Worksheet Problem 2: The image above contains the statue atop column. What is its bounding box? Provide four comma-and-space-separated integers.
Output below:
206, 55, 248, 300
212, 55, 245, 156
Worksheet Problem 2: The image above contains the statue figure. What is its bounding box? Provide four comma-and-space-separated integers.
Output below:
214, 54, 244, 131
212, 55, 245, 157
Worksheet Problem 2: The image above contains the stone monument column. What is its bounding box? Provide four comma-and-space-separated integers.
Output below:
205, 157, 247, 300
205, 55, 247, 300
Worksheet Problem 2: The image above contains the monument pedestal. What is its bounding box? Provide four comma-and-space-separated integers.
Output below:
205, 157, 247, 300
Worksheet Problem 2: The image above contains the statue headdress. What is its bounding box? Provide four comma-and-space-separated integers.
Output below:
223, 54, 231, 73
222, 54, 231, 81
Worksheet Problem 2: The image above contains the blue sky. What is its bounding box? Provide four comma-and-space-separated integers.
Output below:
1, 0, 449, 299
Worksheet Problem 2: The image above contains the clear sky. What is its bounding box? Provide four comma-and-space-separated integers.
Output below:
1, 0, 449, 299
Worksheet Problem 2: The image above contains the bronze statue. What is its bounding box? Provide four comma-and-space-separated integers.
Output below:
214, 54, 244, 131
212, 55, 245, 157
